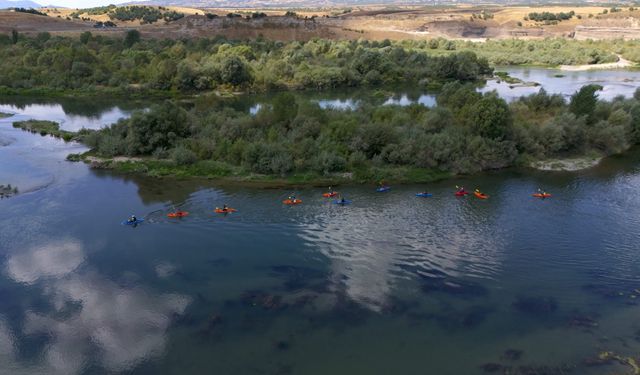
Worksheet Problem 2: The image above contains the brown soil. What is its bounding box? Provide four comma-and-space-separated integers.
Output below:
1, 5, 640, 41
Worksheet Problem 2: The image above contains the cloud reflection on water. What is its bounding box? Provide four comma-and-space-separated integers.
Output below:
298, 197, 504, 312
4, 239, 190, 374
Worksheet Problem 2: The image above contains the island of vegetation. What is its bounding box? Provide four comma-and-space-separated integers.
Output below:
47, 84, 639, 184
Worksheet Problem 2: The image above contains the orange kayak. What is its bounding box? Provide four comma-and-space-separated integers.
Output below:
283, 199, 303, 205
215, 208, 237, 213
322, 192, 338, 198
167, 211, 189, 218
533, 193, 552, 198
474, 192, 489, 199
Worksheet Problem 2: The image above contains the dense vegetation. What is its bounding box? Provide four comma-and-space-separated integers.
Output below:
11, 8, 47, 17
70, 5, 184, 24
70, 5, 116, 18
526, 11, 575, 22
12, 120, 78, 142
0, 33, 492, 94
108, 6, 184, 24
438, 38, 632, 66
66, 85, 640, 181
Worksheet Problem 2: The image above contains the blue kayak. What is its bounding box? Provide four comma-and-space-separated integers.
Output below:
416, 193, 433, 198
122, 219, 144, 226
333, 200, 352, 205
376, 186, 391, 192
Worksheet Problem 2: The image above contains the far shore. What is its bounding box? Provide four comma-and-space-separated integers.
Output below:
560, 55, 634, 71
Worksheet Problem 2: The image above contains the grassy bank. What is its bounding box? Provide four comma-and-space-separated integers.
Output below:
0, 112, 11, 119
68, 153, 451, 185
12, 120, 79, 142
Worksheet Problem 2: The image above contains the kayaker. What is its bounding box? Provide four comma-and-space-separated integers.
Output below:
289, 194, 296, 202
328, 186, 333, 193
458, 186, 466, 194
340, 197, 347, 204
129, 214, 137, 223
222, 204, 228, 211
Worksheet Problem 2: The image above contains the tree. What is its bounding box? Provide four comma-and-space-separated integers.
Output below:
124, 101, 190, 155
569, 84, 602, 124
80, 31, 92, 44
124, 30, 141, 48
219, 55, 252, 86
470, 94, 512, 140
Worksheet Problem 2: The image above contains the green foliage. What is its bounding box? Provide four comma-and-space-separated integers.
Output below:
123, 30, 141, 48
570, 84, 603, 123
108, 6, 183, 24
0, 34, 492, 94
81, 83, 640, 181
527, 11, 574, 22
12, 8, 47, 16
12, 120, 76, 141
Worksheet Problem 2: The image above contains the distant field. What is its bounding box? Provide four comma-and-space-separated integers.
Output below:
1, 4, 639, 41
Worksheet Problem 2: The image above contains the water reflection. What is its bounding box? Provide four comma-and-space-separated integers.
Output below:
0, 97, 149, 131
296, 191, 504, 312
4, 238, 190, 374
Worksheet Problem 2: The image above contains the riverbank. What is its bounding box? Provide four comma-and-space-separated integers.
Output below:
530, 156, 603, 171
70, 153, 451, 186
559, 55, 635, 71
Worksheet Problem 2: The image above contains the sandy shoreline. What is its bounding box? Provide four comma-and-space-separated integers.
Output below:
560, 55, 634, 71
530, 157, 602, 171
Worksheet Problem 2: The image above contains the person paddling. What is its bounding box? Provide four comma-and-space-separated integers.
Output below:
129, 214, 137, 223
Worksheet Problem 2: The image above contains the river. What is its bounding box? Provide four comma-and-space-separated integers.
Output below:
1, 68, 640, 374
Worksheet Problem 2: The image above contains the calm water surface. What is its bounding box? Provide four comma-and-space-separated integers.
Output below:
1, 69, 640, 374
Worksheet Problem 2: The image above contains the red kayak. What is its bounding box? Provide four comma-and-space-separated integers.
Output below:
455, 191, 469, 197
167, 211, 189, 218
533, 193, 552, 199
283, 199, 302, 205
474, 192, 489, 199
322, 192, 338, 198
215, 208, 237, 213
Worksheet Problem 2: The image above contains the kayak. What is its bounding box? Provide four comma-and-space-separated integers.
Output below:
167, 211, 189, 218
474, 192, 489, 199
322, 192, 338, 198
455, 191, 469, 197
122, 219, 144, 226
416, 193, 433, 198
377, 186, 391, 192
333, 200, 352, 205
215, 208, 237, 213
283, 199, 303, 205
533, 193, 552, 199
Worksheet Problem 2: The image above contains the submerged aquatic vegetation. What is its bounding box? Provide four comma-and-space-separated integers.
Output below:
502, 349, 524, 361
567, 313, 599, 329
240, 290, 287, 311
583, 351, 640, 374
419, 274, 489, 298
0, 184, 18, 199
512, 296, 558, 316
268, 264, 329, 292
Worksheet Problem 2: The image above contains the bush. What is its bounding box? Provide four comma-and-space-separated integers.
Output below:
172, 146, 197, 165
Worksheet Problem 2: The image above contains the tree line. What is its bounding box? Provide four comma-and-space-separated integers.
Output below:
0, 32, 492, 94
